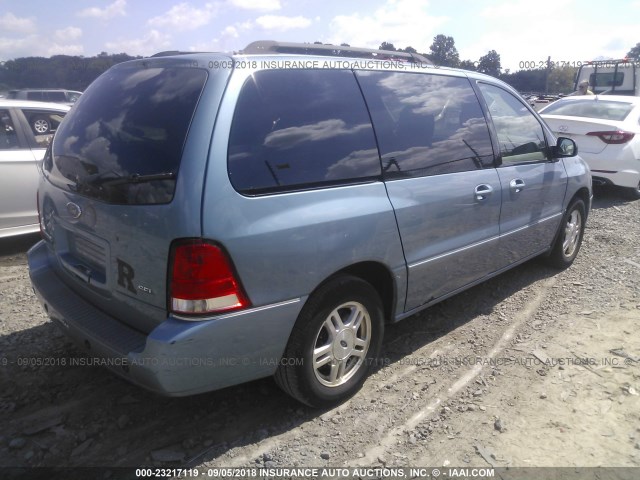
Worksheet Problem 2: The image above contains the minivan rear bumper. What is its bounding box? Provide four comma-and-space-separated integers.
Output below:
28, 241, 305, 396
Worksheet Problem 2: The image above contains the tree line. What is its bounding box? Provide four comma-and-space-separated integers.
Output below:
343, 36, 640, 94
0, 52, 140, 92
1, 39, 639, 95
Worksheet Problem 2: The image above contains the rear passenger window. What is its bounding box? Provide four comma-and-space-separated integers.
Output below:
478, 83, 547, 165
228, 70, 380, 194
0, 110, 20, 150
44, 92, 66, 102
26, 92, 44, 101
355, 71, 494, 178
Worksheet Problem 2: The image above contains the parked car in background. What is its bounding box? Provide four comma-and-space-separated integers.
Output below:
0, 100, 69, 238
29, 41, 591, 407
6, 90, 78, 133
540, 95, 640, 199
7, 89, 82, 106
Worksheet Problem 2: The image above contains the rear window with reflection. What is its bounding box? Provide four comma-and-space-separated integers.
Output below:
49, 66, 207, 205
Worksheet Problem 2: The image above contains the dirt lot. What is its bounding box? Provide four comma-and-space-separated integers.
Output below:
1, 187, 639, 478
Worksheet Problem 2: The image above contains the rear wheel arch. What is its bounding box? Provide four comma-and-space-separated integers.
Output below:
274, 262, 395, 406
335, 261, 396, 323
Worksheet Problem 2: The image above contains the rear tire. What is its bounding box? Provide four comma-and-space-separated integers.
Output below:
544, 198, 586, 269
275, 275, 384, 408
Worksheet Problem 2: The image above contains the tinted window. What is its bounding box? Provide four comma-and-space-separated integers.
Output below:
356, 71, 494, 178
43, 92, 67, 102
26, 92, 44, 101
49, 66, 207, 205
589, 72, 624, 88
66, 91, 82, 103
0, 110, 20, 150
478, 83, 547, 165
541, 99, 633, 121
228, 70, 380, 194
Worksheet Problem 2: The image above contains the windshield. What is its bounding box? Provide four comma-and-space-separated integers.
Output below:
541, 99, 634, 121
48, 65, 207, 205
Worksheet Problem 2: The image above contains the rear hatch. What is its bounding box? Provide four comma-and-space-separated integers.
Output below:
38, 55, 231, 333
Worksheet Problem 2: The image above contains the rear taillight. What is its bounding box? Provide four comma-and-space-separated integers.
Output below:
586, 130, 635, 144
169, 240, 251, 315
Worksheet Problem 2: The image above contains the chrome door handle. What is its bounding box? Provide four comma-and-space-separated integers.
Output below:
510, 178, 526, 193
474, 184, 494, 201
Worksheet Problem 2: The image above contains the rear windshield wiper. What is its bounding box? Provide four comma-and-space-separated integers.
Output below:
85, 172, 176, 188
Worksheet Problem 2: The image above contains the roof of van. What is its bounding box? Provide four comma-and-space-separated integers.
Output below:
148, 41, 503, 82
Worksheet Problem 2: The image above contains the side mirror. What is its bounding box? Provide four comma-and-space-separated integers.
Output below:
553, 137, 578, 158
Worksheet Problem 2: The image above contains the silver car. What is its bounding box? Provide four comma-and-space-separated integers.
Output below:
0, 100, 70, 238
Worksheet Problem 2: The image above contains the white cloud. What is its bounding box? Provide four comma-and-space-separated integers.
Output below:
229, 0, 281, 11
470, 0, 635, 71
0, 35, 39, 60
148, 3, 219, 31
0, 12, 37, 34
78, 0, 127, 20
221, 26, 239, 39
48, 43, 85, 56
0, 35, 83, 60
255, 15, 312, 31
54, 27, 83, 43
328, 0, 448, 50
105, 30, 172, 56
187, 21, 253, 52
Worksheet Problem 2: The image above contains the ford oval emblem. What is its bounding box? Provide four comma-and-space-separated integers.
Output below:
558, 125, 569, 132
66, 202, 82, 219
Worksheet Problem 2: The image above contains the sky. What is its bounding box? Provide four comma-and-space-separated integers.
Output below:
1, 0, 639, 71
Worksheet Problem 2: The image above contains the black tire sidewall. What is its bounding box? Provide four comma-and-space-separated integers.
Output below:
552, 199, 586, 267
282, 276, 384, 407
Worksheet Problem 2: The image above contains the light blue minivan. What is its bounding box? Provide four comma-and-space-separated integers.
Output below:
29, 41, 592, 407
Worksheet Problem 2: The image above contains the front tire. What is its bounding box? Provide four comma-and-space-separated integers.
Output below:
275, 275, 384, 408
544, 198, 586, 269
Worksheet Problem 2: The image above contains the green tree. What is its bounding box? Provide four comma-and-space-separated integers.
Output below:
379, 42, 396, 51
0, 53, 140, 90
459, 59, 477, 71
428, 34, 460, 67
500, 69, 546, 92
547, 66, 578, 94
478, 50, 501, 76
401, 46, 417, 54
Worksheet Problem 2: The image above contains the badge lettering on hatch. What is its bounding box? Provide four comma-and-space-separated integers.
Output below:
116, 259, 136, 294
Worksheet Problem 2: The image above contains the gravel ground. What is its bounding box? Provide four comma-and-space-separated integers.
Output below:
0, 186, 639, 478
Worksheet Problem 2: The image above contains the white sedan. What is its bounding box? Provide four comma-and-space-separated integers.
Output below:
0, 100, 70, 238
540, 95, 640, 199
